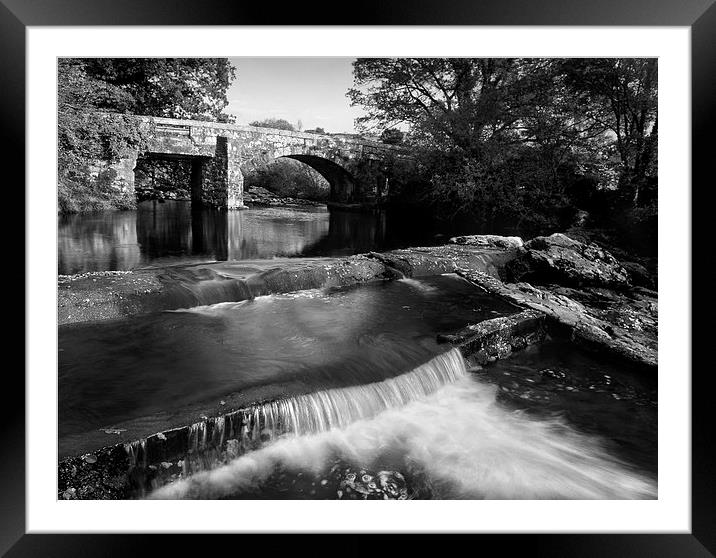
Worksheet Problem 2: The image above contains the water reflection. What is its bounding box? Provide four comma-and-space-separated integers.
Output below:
58, 200, 457, 274
59, 201, 366, 274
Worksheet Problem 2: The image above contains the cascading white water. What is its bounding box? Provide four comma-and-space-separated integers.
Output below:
126, 348, 468, 476
253, 348, 467, 437
398, 277, 439, 293
150, 346, 657, 500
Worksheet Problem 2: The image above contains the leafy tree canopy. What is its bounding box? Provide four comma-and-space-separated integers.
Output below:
79, 58, 236, 120
249, 118, 296, 131
349, 58, 657, 233
380, 128, 405, 145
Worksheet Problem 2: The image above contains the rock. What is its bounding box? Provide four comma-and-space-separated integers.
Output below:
438, 310, 546, 364
244, 186, 324, 207
449, 234, 524, 250
507, 233, 631, 289
621, 261, 656, 289
336, 468, 408, 500
456, 268, 657, 369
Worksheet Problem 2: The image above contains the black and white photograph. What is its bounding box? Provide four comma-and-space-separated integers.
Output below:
56, 55, 661, 502
1, 0, 709, 547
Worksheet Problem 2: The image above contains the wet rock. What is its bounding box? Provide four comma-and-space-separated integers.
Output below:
62, 488, 77, 500
243, 187, 324, 208
449, 234, 524, 250
457, 269, 657, 369
58, 245, 522, 326
438, 310, 546, 365
368, 250, 456, 277
336, 467, 409, 500
507, 233, 631, 289
58, 445, 135, 500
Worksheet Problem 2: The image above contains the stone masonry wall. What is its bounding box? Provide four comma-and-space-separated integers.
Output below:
96, 115, 409, 209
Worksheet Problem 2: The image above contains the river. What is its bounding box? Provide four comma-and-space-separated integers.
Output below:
58, 201, 657, 500
58, 200, 461, 275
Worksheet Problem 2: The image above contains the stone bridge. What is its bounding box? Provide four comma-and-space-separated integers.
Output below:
101, 115, 411, 209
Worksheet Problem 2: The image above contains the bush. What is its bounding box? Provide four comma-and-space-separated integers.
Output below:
58, 170, 136, 213
249, 118, 295, 131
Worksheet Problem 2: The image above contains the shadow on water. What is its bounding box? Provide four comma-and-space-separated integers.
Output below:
58, 200, 492, 275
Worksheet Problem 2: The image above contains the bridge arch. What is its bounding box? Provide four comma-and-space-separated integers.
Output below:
279, 154, 357, 202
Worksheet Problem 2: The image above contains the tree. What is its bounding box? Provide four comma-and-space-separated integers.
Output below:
80, 58, 236, 121
348, 58, 656, 235
249, 118, 295, 131
349, 59, 558, 153
561, 59, 657, 206
380, 128, 404, 145
58, 58, 237, 212
58, 59, 151, 212
349, 58, 582, 229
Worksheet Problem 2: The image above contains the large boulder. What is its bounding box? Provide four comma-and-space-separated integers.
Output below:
449, 234, 524, 250
506, 233, 631, 289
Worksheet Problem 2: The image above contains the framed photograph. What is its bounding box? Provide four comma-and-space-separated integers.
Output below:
10, 0, 710, 554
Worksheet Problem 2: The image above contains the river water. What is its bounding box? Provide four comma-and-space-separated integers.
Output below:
58, 201, 455, 275
149, 340, 656, 500
59, 274, 519, 455
58, 202, 657, 500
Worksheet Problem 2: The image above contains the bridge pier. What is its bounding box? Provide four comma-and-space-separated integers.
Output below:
186, 137, 245, 210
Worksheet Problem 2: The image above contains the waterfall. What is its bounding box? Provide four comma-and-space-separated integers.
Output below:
252, 347, 467, 438
152, 348, 657, 500
127, 348, 467, 477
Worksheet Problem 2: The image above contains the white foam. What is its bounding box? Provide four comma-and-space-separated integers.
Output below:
151, 373, 656, 500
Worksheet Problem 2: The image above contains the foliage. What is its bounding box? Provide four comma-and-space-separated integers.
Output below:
58, 58, 236, 213
380, 128, 405, 145
58, 60, 148, 175
561, 58, 657, 205
249, 118, 296, 131
349, 58, 658, 239
245, 159, 329, 200
58, 171, 139, 213
80, 58, 236, 120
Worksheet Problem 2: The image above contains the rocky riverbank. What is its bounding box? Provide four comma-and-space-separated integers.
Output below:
452, 232, 657, 369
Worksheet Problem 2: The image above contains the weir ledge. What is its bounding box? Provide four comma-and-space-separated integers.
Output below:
58, 244, 520, 326
58, 308, 546, 500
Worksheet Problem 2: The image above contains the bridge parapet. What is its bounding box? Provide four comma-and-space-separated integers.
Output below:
137, 115, 409, 156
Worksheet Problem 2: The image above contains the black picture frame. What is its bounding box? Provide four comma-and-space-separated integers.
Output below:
7, 0, 712, 555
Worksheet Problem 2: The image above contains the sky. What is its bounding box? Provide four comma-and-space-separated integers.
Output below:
226, 58, 366, 134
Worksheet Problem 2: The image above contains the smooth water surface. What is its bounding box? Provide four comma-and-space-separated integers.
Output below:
58, 201, 461, 274
58, 274, 517, 456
